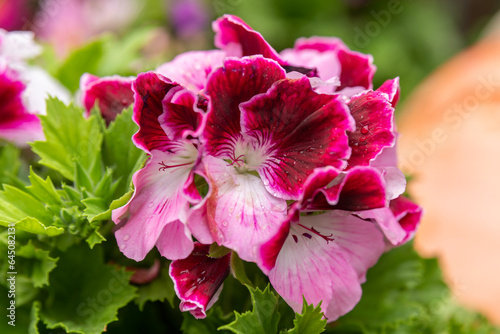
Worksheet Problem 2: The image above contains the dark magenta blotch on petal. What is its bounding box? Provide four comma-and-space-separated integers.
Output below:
258, 209, 296, 273
80, 74, 134, 123
160, 86, 203, 141
132, 72, 178, 153
241, 76, 354, 199
203, 56, 286, 157
390, 196, 422, 243
213, 14, 284, 63
169, 243, 230, 319
347, 90, 396, 168
305, 167, 386, 212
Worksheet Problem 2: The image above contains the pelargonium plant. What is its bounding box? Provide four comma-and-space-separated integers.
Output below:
106, 14, 421, 322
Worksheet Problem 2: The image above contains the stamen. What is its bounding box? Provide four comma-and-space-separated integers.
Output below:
158, 161, 192, 171
227, 154, 245, 167
298, 224, 334, 243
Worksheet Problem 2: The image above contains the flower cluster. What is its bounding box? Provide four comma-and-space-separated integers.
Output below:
108, 15, 421, 321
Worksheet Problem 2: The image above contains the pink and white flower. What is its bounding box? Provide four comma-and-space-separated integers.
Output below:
113, 14, 421, 321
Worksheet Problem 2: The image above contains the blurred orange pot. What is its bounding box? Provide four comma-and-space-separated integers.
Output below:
398, 33, 500, 325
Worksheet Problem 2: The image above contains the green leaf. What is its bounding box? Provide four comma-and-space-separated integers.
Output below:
84, 189, 133, 223
102, 105, 145, 195
31, 98, 104, 181
0, 185, 53, 225
26, 168, 63, 207
0, 184, 63, 236
29, 301, 42, 334
181, 307, 233, 334
219, 285, 280, 334
0, 285, 34, 333
85, 228, 106, 249
230, 252, 253, 287
4, 217, 64, 236
40, 245, 137, 334
55, 37, 106, 92
98, 27, 157, 76
134, 265, 176, 311
17, 241, 59, 288
0, 143, 22, 188
287, 299, 326, 334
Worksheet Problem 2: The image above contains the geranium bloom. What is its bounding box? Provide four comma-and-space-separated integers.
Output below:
113, 14, 421, 321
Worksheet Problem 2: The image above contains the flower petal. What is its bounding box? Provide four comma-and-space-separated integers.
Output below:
240, 76, 354, 199
376, 77, 400, 107
113, 146, 197, 261
347, 90, 396, 168
80, 73, 134, 123
268, 211, 385, 321
281, 37, 343, 83
213, 15, 283, 62
156, 50, 225, 92
0, 67, 43, 145
204, 156, 287, 262
160, 86, 204, 141
132, 71, 178, 153
306, 166, 387, 212
156, 219, 194, 260
355, 195, 421, 247
389, 196, 422, 244
169, 243, 230, 319
203, 56, 285, 157
337, 47, 375, 91
286, 37, 375, 91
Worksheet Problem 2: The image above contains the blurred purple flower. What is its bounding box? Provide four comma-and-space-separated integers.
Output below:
170, 0, 209, 38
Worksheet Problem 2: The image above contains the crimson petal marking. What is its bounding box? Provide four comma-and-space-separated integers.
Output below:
204, 156, 287, 263
80, 73, 134, 123
156, 50, 225, 92
258, 207, 296, 274
347, 90, 396, 168
0, 68, 42, 145
132, 72, 178, 153
268, 212, 385, 322
241, 77, 354, 200
160, 86, 203, 141
169, 243, 230, 319
213, 15, 284, 63
204, 56, 285, 158
112, 148, 196, 261
304, 166, 386, 212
